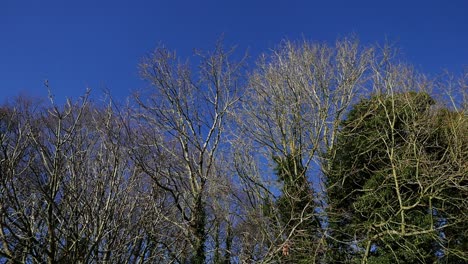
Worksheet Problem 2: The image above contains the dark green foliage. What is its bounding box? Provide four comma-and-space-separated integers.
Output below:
429, 110, 468, 263
273, 154, 320, 263
325, 92, 467, 263
191, 194, 207, 264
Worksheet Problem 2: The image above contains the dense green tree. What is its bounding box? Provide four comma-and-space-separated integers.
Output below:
325, 91, 467, 263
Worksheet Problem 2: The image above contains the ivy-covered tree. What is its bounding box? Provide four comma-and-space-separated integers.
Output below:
239, 37, 372, 263
273, 154, 319, 263
325, 91, 467, 263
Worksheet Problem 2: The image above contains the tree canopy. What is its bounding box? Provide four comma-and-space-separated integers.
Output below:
0, 38, 466, 263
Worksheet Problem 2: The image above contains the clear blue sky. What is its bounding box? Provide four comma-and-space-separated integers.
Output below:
1, 0, 467, 103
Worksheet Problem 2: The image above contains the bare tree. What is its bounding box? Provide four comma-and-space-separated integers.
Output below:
0, 93, 149, 263
236, 38, 372, 262
0, 97, 40, 263
133, 41, 245, 263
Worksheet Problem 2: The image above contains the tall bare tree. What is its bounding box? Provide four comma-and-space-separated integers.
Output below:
237, 38, 373, 262
133, 42, 244, 263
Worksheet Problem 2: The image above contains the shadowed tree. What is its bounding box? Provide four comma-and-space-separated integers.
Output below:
0, 94, 150, 263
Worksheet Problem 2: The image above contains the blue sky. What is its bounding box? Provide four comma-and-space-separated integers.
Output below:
1, 0, 467, 103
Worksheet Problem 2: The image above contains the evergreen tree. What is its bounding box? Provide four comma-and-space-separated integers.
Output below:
325, 92, 467, 263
